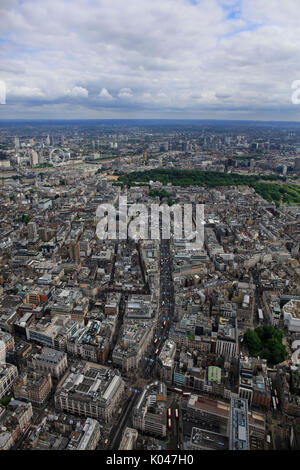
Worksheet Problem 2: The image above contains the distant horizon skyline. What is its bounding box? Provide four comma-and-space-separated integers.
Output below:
1, 1, 300, 120
2, 117, 300, 124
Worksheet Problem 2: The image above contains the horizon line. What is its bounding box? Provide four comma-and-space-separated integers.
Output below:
1, 117, 300, 124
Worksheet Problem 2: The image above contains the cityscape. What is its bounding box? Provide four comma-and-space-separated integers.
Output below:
0, 0, 300, 460
0, 119, 299, 454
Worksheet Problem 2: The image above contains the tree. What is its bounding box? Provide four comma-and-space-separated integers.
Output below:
22, 214, 30, 224
244, 329, 261, 356
243, 325, 287, 365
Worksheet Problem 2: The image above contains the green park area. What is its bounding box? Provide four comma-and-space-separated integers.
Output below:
118, 169, 300, 206
243, 325, 288, 365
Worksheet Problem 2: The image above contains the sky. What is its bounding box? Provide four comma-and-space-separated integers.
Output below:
1, 0, 300, 120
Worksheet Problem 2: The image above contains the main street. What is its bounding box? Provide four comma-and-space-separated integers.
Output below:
108, 392, 139, 450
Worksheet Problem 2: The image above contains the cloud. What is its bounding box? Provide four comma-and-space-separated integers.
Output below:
8, 85, 45, 98
98, 88, 114, 100
118, 88, 133, 98
67, 86, 88, 97
0, 0, 299, 119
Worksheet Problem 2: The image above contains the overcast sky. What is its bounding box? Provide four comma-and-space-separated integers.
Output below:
1, 0, 300, 120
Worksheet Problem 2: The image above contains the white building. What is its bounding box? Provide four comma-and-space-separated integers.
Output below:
0, 363, 18, 399
283, 299, 300, 332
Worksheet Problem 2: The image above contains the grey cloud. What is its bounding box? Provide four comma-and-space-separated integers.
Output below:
0, 0, 299, 119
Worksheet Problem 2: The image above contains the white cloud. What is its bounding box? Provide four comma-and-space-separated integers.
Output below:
8, 85, 45, 98
98, 88, 114, 100
67, 86, 88, 97
118, 88, 133, 98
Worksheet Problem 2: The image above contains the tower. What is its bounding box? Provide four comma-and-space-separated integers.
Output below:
14, 137, 20, 150
69, 241, 80, 261
27, 222, 38, 240
30, 150, 39, 166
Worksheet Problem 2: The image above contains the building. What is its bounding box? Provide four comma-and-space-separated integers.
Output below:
133, 381, 167, 437
30, 150, 39, 166
0, 340, 5, 363
66, 317, 117, 364
69, 241, 81, 261
66, 418, 101, 450
112, 319, 155, 372
0, 331, 14, 356
238, 357, 253, 403
186, 395, 229, 434
38, 199, 52, 210
228, 396, 249, 451
30, 347, 68, 379
13, 371, 52, 406
0, 363, 18, 399
54, 362, 124, 423
119, 427, 138, 450
27, 222, 38, 240
294, 158, 300, 172
252, 375, 271, 409
283, 299, 300, 332
26, 315, 80, 350
215, 317, 239, 359
157, 340, 176, 383
190, 427, 228, 450
0, 400, 33, 450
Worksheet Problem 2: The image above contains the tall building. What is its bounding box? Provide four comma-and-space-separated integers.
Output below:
294, 158, 300, 172
27, 222, 38, 240
14, 137, 20, 150
69, 241, 80, 261
30, 150, 39, 166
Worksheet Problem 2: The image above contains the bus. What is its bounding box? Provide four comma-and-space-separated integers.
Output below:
168, 408, 172, 418
168, 418, 172, 430
173, 388, 183, 394
182, 392, 191, 397
155, 348, 159, 355
272, 396, 277, 410
154, 338, 158, 345
175, 409, 179, 419
258, 309, 264, 322
274, 389, 277, 397
163, 320, 167, 327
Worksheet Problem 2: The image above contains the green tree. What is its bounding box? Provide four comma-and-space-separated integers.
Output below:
244, 329, 261, 356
